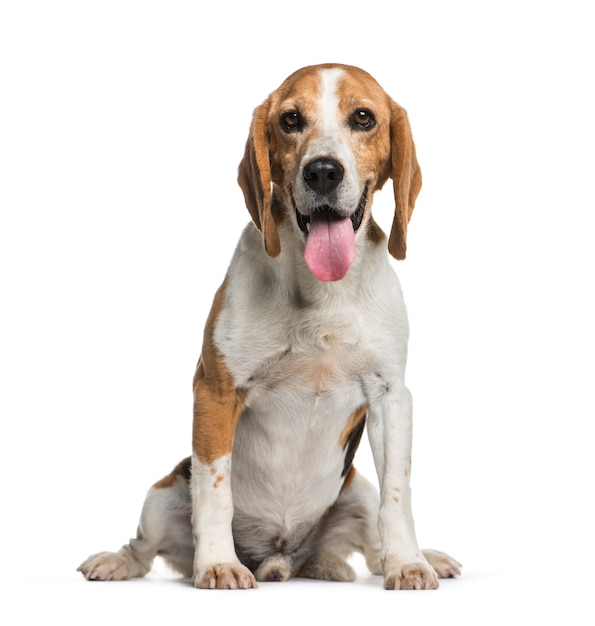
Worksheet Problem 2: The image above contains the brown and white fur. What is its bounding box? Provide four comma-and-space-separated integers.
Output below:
78, 64, 461, 590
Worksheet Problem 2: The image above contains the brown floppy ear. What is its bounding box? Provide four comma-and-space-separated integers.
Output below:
388, 101, 422, 260
237, 98, 281, 258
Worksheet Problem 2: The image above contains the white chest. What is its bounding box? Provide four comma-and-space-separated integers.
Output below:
211, 227, 409, 528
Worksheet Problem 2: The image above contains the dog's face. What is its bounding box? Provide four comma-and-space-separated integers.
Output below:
269, 65, 391, 227
238, 64, 421, 279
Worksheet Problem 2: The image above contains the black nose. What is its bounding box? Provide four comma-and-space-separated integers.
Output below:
303, 158, 344, 194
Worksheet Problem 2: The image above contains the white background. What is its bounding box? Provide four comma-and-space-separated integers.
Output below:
1, 0, 594, 624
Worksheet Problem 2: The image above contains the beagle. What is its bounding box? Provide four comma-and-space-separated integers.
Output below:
78, 63, 461, 590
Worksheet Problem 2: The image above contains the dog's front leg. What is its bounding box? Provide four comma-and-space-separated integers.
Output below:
367, 381, 439, 590
191, 356, 257, 590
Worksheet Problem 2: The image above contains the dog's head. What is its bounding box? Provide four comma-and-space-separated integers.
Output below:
238, 63, 421, 281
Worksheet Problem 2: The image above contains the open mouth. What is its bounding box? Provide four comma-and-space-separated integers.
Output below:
295, 185, 368, 235
294, 184, 370, 282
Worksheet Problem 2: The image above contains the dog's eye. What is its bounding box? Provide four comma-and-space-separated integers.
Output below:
280, 111, 304, 133
351, 109, 376, 131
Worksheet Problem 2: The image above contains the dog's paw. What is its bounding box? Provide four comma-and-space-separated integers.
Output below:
255, 555, 292, 582
383, 558, 439, 590
77, 552, 131, 581
298, 551, 356, 582
422, 549, 462, 578
194, 562, 258, 589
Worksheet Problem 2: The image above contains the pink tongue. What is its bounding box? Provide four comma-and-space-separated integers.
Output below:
304, 212, 355, 281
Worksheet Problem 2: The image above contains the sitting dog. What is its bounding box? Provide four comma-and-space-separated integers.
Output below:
78, 63, 461, 590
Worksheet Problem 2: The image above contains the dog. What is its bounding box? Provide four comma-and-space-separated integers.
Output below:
78, 63, 461, 590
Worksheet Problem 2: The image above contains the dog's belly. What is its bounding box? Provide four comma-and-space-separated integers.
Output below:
229, 348, 366, 565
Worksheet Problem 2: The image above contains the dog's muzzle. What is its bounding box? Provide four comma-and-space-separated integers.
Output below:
295, 186, 367, 235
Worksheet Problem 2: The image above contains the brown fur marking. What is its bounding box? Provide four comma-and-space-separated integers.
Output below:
341, 465, 357, 492
339, 406, 367, 449
340, 405, 367, 478
192, 277, 247, 465
153, 457, 192, 489
366, 217, 386, 246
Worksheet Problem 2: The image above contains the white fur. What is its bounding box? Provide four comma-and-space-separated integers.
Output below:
294, 68, 362, 218
191, 455, 238, 567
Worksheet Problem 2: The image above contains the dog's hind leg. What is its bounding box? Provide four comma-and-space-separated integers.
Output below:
422, 549, 462, 579
296, 470, 383, 582
296, 470, 462, 583
297, 551, 358, 582
78, 458, 194, 581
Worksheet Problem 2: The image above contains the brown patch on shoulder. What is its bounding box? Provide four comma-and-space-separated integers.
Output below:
192, 277, 248, 465
153, 457, 192, 489
213, 474, 224, 488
